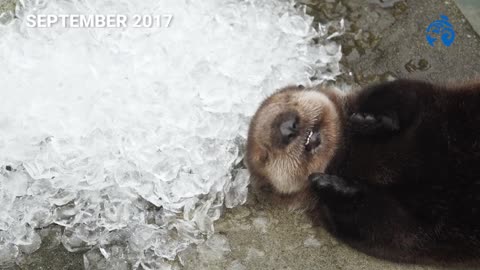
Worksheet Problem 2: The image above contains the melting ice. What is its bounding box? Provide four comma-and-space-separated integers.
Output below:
0, 0, 343, 268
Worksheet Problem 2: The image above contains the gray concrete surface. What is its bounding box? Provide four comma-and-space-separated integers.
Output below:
455, 0, 480, 35
306, 0, 480, 86
339, 0, 480, 86
1, 0, 480, 269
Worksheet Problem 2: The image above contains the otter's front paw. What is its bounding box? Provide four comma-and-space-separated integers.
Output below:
309, 173, 359, 195
349, 112, 399, 136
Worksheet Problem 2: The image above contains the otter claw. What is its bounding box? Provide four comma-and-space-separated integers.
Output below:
309, 173, 359, 195
350, 113, 378, 123
365, 115, 375, 121
349, 112, 401, 136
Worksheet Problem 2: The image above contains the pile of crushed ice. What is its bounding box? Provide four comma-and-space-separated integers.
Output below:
0, 0, 343, 268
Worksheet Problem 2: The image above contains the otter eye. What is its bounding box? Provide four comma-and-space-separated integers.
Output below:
279, 116, 299, 144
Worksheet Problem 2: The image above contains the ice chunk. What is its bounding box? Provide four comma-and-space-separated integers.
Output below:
279, 13, 314, 36
0, 0, 344, 268
227, 260, 247, 270
83, 246, 129, 270
252, 216, 270, 233
0, 241, 18, 268
225, 168, 249, 208
17, 229, 42, 254
197, 234, 231, 261
304, 235, 323, 248
0, 10, 14, 25
246, 247, 265, 261
4, 171, 29, 197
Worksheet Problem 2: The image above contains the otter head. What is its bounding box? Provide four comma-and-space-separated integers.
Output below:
246, 85, 343, 195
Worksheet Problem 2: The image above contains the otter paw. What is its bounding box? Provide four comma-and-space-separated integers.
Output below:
349, 112, 400, 135
379, 114, 400, 131
309, 173, 358, 195
350, 112, 377, 124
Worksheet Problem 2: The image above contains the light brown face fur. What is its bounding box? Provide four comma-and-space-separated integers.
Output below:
246, 85, 344, 195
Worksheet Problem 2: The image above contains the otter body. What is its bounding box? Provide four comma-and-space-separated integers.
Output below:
246, 80, 480, 264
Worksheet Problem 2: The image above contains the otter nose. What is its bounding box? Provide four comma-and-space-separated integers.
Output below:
280, 116, 299, 144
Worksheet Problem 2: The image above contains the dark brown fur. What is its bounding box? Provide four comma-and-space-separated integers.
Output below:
247, 79, 480, 265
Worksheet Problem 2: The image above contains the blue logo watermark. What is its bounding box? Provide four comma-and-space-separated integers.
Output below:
426, 15, 455, 47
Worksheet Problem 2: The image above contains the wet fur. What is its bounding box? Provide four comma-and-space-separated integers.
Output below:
246, 85, 343, 195
311, 79, 480, 265
247, 79, 480, 265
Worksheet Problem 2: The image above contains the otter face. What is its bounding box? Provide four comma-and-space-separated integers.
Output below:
246, 86, 342, 194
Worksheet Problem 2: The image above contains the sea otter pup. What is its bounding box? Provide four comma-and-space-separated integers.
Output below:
246, 79, 480, 265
